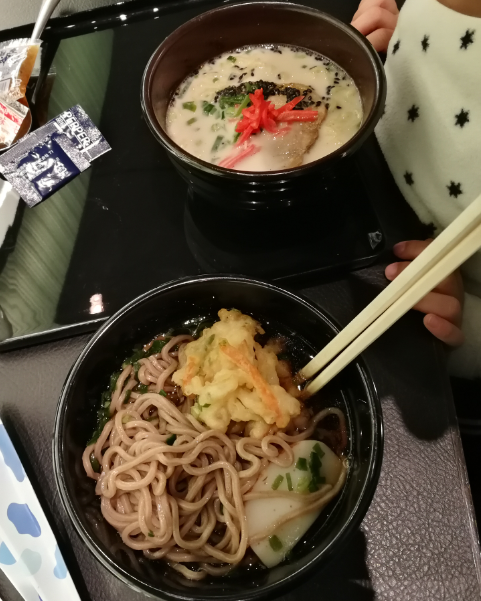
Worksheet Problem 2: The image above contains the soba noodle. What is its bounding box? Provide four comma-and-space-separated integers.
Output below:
83, 326, 348, 579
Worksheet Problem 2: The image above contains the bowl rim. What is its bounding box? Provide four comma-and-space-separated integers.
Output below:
140, 0, 386, 179
53, 274, 384, 601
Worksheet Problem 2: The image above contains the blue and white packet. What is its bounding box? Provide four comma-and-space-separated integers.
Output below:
0, 419, 82, 601
0, 105, 110, 207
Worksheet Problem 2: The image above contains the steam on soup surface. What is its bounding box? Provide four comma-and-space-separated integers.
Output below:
166, 45, 363, 171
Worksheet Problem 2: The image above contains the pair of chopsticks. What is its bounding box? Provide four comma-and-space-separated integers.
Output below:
301, 192, 481, 395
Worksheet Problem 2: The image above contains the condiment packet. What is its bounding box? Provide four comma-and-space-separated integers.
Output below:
0, 419, 82, 601
0, 105, 111, 207
0, 98, 29, 147
0, 39, 41, 102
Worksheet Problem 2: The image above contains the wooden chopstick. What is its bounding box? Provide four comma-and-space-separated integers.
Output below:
304, 215, 481, 396
301, 192, 481, 380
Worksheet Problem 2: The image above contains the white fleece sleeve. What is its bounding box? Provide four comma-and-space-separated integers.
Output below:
448, 293, 481, 380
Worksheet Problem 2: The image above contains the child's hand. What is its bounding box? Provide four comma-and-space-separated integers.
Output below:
385, 240, 465, 346
351, 0, 399, 53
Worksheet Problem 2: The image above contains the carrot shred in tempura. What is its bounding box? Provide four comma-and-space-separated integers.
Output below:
219, 343, 282, 422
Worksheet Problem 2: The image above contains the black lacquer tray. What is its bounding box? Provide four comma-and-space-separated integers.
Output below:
0, 0, 384, 350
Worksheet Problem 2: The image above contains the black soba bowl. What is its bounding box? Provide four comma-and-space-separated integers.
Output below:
53, 275, 383, 601
141, 2, 386, 210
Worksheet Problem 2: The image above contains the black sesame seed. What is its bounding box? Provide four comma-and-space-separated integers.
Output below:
251, 70, 255, 76
335, 72, 338, 76
336, 105, 342, 109
316, 101, 322, 107
325, 103, 330, 109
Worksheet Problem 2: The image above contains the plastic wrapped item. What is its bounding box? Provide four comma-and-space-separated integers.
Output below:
0, 98, 29, 147
0, 39, 41, 102
0, 105, 111, 207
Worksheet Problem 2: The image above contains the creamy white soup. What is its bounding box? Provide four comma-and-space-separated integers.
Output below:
166, 45, 363, 172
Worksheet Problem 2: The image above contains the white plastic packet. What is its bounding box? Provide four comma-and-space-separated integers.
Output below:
0, 39, 41, 102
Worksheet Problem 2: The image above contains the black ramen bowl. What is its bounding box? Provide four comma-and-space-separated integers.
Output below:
53, 275, 383, 601
141, 1, 386, 210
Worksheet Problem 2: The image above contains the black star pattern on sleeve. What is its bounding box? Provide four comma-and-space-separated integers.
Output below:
392, 40, 400, 54
455, 109, 470, 127
460, 29, 475, 49
447, 181, 463, 197
421, 35, 430, 52
407, 105, 419, 122
404, 172, 414, 186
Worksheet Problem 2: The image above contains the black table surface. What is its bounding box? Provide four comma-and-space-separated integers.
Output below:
1, 1, 481, 600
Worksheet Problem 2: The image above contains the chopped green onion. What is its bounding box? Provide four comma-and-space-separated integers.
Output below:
227, 55, 236, 63
212, 135, 224, 152
269, 535, 283, 552
233, 132, 241, 144
308, 478, 318, 493
211, 123, 223, 132
137, 384, 149, 394
235, 95, 251, 116
286, 472, 293, 491
202, 404, 211, 409
90, 453, 101, 473
123, 390, 131, 404
296, 475, 310, 494
313, 443, 325, 458
296, 457, 308, 471
206, 334, 215, 345
202, 101, 216, 115
133, 361, 141, 376
244, 81, 256, 93
213, 77, 219, 83
148, 531, 154, 537
149, 339, 170, 355
159, 390, 167, 397
221, 110, 225, 120
182, 101, 197, 112
272, 475, 284, 490
187, 117, 197, 125
166, 434, 177, 445
122, 415, 131, 424
110, 371, 120, 392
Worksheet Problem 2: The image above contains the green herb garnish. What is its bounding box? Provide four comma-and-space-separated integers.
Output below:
235, 95, 251, 116
166, 434, 177, 445
212, 135, 224, 152
269, 535, 283, 552
123, 389, 131, 403
203, 101, 216, 115
296, 475, 310, 494
183, 101, 197, 112
137, 384, 149, 394
159, 390, 167, 397
148, 531, 154, 537
187, 117, 197, 125
313, 443, 325, 458
202, 404, 211, 408
90, 453, 101, 473
227, 55, 236, 63
233, 132, 241, 144
296, 457, 308, 471
286, 472, 293, 491
272, 475, 284, 490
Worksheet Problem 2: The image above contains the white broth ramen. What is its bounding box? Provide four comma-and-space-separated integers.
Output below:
166, 45, 363, 171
